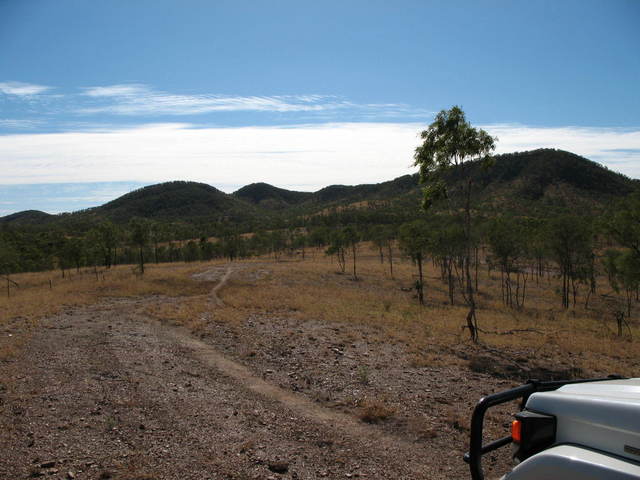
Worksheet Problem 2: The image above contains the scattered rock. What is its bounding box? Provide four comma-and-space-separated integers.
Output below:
268, 461, 289, 474
39, 461, 56, 469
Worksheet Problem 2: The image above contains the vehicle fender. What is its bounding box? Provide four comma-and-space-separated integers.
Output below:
501, 445, 640, 480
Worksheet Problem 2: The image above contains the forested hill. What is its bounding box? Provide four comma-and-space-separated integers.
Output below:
1, 149, 637, 230
233, 183, 313, 209
0, 210, 54, 225
90, 181, 258, 223
448, 149, 639, 215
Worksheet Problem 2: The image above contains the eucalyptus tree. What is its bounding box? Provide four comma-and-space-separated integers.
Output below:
129, 218, 151, 274
429, 219, 466, 305
487, 218, 528, 309
0, 241, 18, 296
370, 225, 387, 264
399, 220, 430, 305
87, 221, 119, 269
343, 226, 360, 280
607, 192, 640, 258
603, 248, 640, 318
547, 216, 593, 309
149, 221, 166, 264
413, 106, 496, 341
326, 229, 347, 273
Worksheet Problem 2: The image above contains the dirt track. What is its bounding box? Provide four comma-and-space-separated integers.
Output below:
0, 267, 514, 479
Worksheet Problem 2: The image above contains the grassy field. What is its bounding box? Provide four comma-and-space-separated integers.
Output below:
1, 243, 638, 377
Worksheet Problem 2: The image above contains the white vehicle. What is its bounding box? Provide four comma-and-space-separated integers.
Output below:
464, 376, 640, 479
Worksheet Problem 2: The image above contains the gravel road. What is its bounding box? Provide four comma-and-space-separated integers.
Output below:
0, 269, 516, 479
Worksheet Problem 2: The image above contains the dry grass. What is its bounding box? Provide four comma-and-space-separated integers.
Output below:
358, 397, 396, 423
0, 262, 220, 360
445, 407, 470, 432
220, 245, 640, 377
2, 244, 639, 377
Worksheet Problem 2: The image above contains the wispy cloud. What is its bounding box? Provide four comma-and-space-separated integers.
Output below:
0, 119, 43, 129
77, 83, 426, 118
0, 81, 431, 124
82, 84, 149, 97
0, 81, 51, 96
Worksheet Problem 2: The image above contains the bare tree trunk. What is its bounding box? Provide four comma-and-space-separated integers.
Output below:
139, 247, 145, 275
448, 259, 454, 305
464, 180, 478, 342
387, 242, 394, 278
352, 243, 358, 280
417, 254, 424, 305
474, 246, 479, 291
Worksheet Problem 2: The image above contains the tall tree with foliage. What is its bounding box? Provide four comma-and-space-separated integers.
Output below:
399, 220, 431, 305
326, 229, 347, 273
413, 106, 496, 341
547, 216, 593, 309
129, 218, 150, 274
487, 217, 528, 308
603, 249, 640, 319
343, 226, 360, 280
428, 216, 465, 305
607, 192, 640, 258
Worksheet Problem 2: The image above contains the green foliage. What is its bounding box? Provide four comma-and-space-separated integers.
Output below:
129, 218, 151, 274
325, 226, 361, 276
413, 106, 496, 340
487, 218, 525, 274
547, 216, 593, 308
602, 248, 640, 317
606, 191, 640, 257
0, 240, 19, 274
233, 182, 313, 209
398, 220, 430, 263
399, 220, 431, 304
413, 105, 496, 209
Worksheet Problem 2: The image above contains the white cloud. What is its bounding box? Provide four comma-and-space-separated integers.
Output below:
0, 123, 638, 191
82, 84, 149, 97
77, 83, 422, 117
0, 81, 51, 96
0, 81, 430, 121
0, 122, 421, 188
78, 83, 348, 115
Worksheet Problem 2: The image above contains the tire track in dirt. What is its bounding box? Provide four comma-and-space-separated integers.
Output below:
209, 266, 233, 306
159, 322, 429, 478
195, 265, 419, 456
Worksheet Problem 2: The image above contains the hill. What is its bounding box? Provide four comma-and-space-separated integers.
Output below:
1, 149, 637, 230
310, 174, 419, 205
447, 149, 639, 216
233, 183, 313, 210
89, 181, 256, 223
0, 209, 54, 226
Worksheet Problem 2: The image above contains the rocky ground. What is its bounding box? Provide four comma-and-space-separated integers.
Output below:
0, 266, 535, 480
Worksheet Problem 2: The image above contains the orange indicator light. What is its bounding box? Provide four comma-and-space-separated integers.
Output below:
511, 420, 522, 443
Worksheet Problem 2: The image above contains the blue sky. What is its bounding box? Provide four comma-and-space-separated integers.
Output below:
1, 0, 639, 215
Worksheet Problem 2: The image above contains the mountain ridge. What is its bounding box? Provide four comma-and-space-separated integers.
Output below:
2, 149, 637, 227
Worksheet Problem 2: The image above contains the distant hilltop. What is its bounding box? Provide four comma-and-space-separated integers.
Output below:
2, 149, 637, 229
